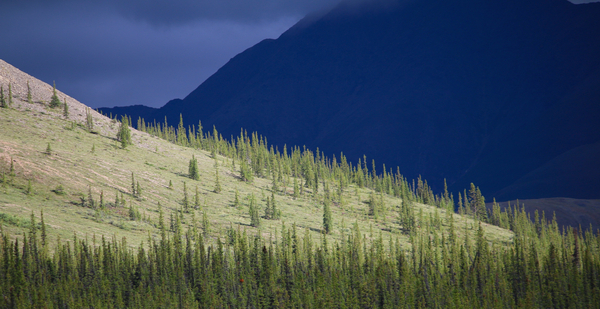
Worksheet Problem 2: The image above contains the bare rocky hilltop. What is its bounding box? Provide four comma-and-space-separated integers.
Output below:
0, 59, 114, 137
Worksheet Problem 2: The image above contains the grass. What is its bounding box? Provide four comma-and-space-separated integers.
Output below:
0, 102, 513, 251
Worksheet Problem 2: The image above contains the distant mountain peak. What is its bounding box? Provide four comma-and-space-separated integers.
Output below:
99, 0, 600, 200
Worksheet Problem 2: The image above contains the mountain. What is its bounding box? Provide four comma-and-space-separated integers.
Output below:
3, 58, 514, 247
2, 62, 599, 308
99, 0, 600, 201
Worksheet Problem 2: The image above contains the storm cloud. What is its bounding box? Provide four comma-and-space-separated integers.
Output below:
0, 0, 595, 108
0, 0, 341, 108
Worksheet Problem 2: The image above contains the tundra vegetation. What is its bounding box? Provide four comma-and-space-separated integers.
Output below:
0, 83, 598, 307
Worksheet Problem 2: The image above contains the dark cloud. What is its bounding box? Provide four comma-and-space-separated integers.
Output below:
114, 0, 339, 26
0, 0, 341, 108
4, 0, 591, 109
3, 0, 341, 26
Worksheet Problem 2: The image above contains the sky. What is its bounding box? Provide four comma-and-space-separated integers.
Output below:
0, 0, 596, 109
0, 0, 341, 109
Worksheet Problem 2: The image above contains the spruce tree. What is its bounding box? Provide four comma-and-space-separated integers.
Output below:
323, 197, 332, 234
131, 172, 136, 197
87, 185, 94, 208
400, 199, 416, 233
202, 211, 210, 236
249, 193, 260, 227
45, 142, 52, 155
188, 155, 199, 180
49, 81, 61, 108
271, 191, 280, 219
469, 183, 487, 222
158, 202, 165, 240
368, 191, 378, 219
240, 157, 253, 182
27, 81, 33, 104
183, 182, 189, 212
177, 114, 187, 146
234, 188, 240, 208
0, 86, 5, 108
264, 195, 272, 219
293, 177, 299, 199
40, 210, 47, 249
115, 190, 120, 207
136, 181, 142, 198
99, 190, 104, 209
117, 115, 132, 148
213, 159, 221, 193
194, 186, 200, 209
8, 83, 12, 107
63, 98, 69, 118
85, 108, 94, 132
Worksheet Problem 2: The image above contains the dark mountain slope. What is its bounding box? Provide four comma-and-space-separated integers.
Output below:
100, 0, 600, 200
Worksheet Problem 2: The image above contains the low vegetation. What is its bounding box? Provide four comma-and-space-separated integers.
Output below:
0, 76, 598, 307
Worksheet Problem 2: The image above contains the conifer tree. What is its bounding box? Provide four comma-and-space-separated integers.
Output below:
240, 157, 253, 182
323, 197, 332, 234
213, 160, 222, 193
194, 186, 200, 209
85, 108, 94, 132
115, 190, 120, 207
129, 203, 138, 221
264, 196, 272, 219
44, 142, 52, 155
188, 155, 199, 180
87, 185, 94, 208
270, 191, 280, 219
131, 172, 136, 197
49, 81, 61, 108
9, 157, 14, 176
202, 211, 210, 236
117, 115, 132, 148
183, 182, 189, 212
293, 177, 299, 199
40, 210, 47, 249
136, 181, 142, 198
368, 191, 378, 219
234, 188, 240, 208
177, 114, 187, 146
469, 183, 487, 222
0, 86, 5, 108
99, 190, 104, 209
400, 200, 416, 233
27, 81, 33, 104
158, 202, 165, 240
63, 98, 69, 118
249, 193, 260, 227
168, 180, 173, 190
7, 83, 12, 107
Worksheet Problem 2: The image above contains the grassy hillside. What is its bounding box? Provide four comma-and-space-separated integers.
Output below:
0, 61, 512, 251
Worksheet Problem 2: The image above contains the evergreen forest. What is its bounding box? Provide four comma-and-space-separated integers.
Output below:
0, 72, 599, 308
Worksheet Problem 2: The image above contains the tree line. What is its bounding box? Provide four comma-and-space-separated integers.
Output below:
1, 205, 599, 308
